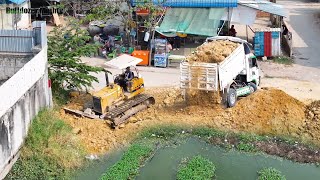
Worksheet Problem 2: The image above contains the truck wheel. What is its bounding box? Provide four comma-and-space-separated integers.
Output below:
227, 88, 237, 107
248, 82, 257, 93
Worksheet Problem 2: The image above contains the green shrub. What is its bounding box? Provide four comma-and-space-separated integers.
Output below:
272, 56, 293, 65
236, 142, 257, 152
5, 109, 85, 180
140, 125, 182, 139
257, 167, 286, 180
177, 155, 216, 180
100, 144, 153, 180
192, 127, 225, 138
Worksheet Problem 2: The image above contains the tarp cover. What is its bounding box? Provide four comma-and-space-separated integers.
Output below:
105, 54, 142, 69
239, 0, 288, 17
221, 5, 257, 25
156, 8, 226, 37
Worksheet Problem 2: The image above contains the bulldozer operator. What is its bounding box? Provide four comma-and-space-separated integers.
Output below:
115, 66, 134, 92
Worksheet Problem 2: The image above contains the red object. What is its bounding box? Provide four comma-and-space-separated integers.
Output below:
136, 9, 149, 16
131, 50, 150, 66
48, 79, 51, 88
264, 32, 272, 57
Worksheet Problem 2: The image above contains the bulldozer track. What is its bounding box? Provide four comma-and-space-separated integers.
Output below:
106, 94, 155, 119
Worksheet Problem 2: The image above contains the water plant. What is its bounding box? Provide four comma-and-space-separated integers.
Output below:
257, 167, 286, 180
100, 144, 153, 180
177, 155, 216, 180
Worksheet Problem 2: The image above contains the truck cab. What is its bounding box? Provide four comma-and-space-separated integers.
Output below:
239, 53, 260, 87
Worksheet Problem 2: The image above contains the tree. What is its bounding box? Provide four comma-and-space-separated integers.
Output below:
48, 18, 104, 91
134, 0, 166, 65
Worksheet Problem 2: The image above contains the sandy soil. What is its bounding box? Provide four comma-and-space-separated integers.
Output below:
187, 40, 239, 63
59, 87, 320, 155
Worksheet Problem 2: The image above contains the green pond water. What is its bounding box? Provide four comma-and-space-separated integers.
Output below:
76, 138, 320, 180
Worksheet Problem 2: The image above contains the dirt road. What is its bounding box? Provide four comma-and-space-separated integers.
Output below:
262, 0, 320, 83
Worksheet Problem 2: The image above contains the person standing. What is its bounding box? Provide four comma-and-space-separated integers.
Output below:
229, 25, 237, 37
173, 36, 181, 50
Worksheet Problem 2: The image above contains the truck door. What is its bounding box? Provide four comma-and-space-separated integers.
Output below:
247, 57, 260, 85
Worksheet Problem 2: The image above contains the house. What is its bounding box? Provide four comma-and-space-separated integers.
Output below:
0, 0, 31, 29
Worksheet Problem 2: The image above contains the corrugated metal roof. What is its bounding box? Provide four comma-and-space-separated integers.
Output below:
0, 29, 33, 53
131, 0, 237, 8
239, 0, 288, 17
0, 0, 28, 5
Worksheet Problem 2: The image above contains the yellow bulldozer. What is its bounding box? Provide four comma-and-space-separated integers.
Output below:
64, 54, 155, 127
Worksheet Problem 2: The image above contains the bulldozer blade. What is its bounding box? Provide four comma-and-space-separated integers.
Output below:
63, 108, 100, 119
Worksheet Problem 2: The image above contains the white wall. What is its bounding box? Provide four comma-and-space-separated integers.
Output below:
0, 47, 52, 179
0, 47, 47, 117
0, 4, 14, 29
0, 1, 31, 30
17, 1, 31, 29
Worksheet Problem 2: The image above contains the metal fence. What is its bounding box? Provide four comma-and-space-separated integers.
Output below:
0, 21, 46, 53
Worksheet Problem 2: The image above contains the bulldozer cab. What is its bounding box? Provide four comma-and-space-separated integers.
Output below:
105, 54, 145, 94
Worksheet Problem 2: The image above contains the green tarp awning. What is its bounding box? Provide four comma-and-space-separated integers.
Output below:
156, 8, 226, 37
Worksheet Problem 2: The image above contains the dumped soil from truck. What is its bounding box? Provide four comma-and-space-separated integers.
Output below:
186, 40, 240, 63
185, 90, 221, 107
58, 87, 320, 155
300, 101, 320, 141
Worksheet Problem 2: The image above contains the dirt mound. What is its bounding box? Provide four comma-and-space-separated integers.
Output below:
186, 90, 221, 107
227, 88, 306, 135
301, 101, 320, 141
305, 101, 320, 121
186, 40, 240, 63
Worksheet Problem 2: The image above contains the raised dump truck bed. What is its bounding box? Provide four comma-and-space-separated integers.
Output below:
180, 36, 261, 107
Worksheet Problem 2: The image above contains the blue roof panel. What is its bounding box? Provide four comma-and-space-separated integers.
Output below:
131, 0, 237, 8
0, 0, 27, 5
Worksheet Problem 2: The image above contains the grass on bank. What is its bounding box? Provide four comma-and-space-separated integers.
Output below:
5, 108, 85, 180
177, 155, 216, 180
272, 56, 294, 65
100, 144, 153, 180
139, 125, 316, 153
257, 167, 286, 180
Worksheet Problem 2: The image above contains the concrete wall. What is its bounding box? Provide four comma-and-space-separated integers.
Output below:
0, 21, 52, 179
0, 54, 33, 82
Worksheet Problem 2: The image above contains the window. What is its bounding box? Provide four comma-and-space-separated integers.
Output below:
243, 43, 251, 54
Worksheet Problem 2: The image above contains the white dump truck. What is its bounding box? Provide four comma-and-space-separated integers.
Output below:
180, 36, 261, 107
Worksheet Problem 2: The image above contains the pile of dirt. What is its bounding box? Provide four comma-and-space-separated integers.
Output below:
305, 101, 320, 121
227, 88, 306, 135
185, 90, 221, 107
67, 92, 92, 111
186, 40, 240, 63
301, 101, 320, 140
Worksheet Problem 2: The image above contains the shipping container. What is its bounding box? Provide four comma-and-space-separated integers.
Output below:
254, 28, 281, 57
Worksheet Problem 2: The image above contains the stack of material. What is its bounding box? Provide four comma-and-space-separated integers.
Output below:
186, 40, 240, 63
